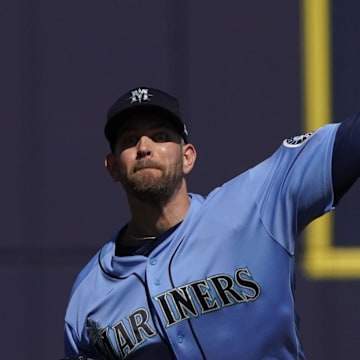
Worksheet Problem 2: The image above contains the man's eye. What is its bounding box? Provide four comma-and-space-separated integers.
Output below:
152, 132, 168, 142
122, 136, 139, 147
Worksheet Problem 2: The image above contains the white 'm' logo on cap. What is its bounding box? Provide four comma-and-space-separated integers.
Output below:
129, 88, 152, 104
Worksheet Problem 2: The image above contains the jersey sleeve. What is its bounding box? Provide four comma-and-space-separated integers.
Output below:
63, 248, 107, 359
249, 123, 339, 254
332, 111, 360, 204
64, 317, 98, 359
64, 322, 80, 356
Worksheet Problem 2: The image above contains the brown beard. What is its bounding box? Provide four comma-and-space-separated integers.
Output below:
121, 156, 184, 204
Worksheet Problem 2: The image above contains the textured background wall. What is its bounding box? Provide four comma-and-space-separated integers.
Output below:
1, 1, 359, 359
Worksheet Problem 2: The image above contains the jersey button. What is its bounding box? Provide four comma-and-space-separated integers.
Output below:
154, 279, 160, 286
149, 258, 157, 265
177, 335, 184, 344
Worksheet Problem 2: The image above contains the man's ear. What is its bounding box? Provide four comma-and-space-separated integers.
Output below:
105, 153, 121, 182
182, 143, 197, 175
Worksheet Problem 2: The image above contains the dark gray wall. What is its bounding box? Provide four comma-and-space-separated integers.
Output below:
1, 1, 359, 359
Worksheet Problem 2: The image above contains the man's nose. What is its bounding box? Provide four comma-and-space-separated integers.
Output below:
136, 136, 152, 158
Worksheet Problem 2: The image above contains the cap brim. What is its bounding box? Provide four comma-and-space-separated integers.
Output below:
104, 105, 187, 145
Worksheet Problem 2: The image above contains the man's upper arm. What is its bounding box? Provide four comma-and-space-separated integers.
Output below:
332, 112, 360, 205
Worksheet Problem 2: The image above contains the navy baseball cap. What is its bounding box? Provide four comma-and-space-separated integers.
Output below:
104, 87, 188, 147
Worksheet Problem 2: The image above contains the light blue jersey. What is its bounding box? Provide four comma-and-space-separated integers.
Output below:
65, 124, 339, 360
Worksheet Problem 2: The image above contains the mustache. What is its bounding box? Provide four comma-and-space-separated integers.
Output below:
133, 160, 164, 173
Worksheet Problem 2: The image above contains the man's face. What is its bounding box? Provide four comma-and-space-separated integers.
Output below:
107, 112, 187, 203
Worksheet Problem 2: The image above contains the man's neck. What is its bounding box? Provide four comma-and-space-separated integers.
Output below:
126, 184, 190, 239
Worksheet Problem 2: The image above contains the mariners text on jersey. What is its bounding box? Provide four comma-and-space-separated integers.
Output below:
87, 267, 260, 359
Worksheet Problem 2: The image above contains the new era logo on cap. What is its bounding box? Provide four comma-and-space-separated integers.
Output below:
104, 86, 189, 149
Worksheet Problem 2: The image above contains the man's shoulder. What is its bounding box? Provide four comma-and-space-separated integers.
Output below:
69, 239, 115, 297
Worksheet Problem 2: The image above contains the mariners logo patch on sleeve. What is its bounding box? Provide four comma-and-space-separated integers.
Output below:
283, 131, 314, 148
